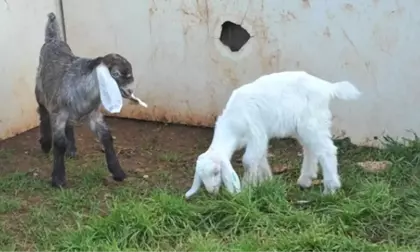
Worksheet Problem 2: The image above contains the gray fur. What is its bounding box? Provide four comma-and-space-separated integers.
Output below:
35, 12, 135, 187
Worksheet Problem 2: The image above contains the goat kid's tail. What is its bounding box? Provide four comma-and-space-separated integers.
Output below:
329, 81, 361, 100
44, 12, 62, 42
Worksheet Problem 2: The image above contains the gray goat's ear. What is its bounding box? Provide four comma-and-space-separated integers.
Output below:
185, 171, 202, 199
87, 57, 104, 71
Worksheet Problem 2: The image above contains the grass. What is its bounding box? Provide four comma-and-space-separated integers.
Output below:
1, 136, 420, 251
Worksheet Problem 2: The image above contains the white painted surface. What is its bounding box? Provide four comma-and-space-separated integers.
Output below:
0, 0, 62, 139
64, 0, 420, 145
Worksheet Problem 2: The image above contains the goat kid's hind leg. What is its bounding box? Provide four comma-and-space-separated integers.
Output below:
297, 146, 319, 189
65, 123, 77, 158
317, 139, 341, 195
299, 132, 341, 194
89, 111, 126, 181
51, 112, 69, 188
37, 104, 52, 153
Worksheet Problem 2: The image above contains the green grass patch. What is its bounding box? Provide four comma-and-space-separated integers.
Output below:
1, 136, 420, 251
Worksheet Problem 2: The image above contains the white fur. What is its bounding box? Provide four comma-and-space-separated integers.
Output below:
185, 71, 361, 198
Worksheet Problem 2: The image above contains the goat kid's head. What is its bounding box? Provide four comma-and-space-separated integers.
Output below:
100, 53, 135, 99
185, 152, 241, 199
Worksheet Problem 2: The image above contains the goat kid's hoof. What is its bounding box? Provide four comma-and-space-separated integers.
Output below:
322, 179, 341, 195
299, 185, 312, 191
297, 175, 313, 189
322, 188, 338, 195
65, 149, 77, 158
51, 178, 67, 188
112, 171, 127, 182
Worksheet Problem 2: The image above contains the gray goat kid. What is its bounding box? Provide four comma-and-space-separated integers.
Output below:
35, 12, 136, 187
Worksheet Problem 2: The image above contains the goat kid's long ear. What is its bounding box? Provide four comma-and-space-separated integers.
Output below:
96, 63, 123, 114
221, 159, 241, 194
185, 171, 202, 199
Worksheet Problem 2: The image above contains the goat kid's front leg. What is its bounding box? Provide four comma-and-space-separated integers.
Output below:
258, 154, 273, 182
51, 112, 69, 188
242, 136, 269, 188
89, 111, 126, 181
65, 123, 77, 158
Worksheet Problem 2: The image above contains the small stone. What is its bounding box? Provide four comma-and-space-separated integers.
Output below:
134, 168, 144, 174
357, 161, 392, 172
102, 176, 114, 186
143, 174, 149, 179
272, 165, 289, 174
312, 179, 323, 185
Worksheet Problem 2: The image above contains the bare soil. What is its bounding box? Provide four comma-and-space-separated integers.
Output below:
0, 117, 302, 194
0, 118, 212, 189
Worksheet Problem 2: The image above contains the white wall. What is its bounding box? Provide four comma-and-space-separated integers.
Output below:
0, 0, 63, 140
39, 0, 420, 146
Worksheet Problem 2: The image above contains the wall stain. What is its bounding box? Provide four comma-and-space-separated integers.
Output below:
343, 3, 354, 11
223, 68, 240, 86
280, 11, 297, 22
323, 27, 331, 38
302, 0, 311, 9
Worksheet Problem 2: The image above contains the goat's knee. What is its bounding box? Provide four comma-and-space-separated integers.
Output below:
37, 104, 52, 153
89, 115, 126, 181
318, 151, 340, 195
314, 141, 340, 194
65, 124, 77, 158
297, 147, 319, 189
258, 156, 273, 181
50, 112, 70, 188
242, 146, 267, 187
51, 130, 67, 188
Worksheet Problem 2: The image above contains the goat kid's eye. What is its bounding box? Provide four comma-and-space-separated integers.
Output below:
111, 71, 121, 78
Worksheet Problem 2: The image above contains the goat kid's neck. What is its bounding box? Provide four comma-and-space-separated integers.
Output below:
207, 125, 238, 160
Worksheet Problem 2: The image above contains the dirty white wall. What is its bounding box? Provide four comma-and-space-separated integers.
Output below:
59, 0, 420, 146
0, 0, 63, 140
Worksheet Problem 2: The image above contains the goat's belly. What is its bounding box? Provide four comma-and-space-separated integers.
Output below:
70, 100, 101, 122
270, 130, 296, 140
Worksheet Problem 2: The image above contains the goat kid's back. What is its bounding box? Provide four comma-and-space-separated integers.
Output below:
221, 71, 361, 139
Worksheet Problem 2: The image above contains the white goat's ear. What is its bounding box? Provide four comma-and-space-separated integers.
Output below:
185, 171, 202, 199
96, 63, 123, 114
221, 159, 241, 194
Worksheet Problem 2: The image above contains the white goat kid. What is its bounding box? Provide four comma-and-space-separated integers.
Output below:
185, 71, 361, 198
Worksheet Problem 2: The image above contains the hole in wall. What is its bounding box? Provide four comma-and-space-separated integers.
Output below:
219, 21, 250, 52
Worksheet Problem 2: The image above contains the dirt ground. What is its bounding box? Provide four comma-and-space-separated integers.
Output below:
0, 117, 301, 192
